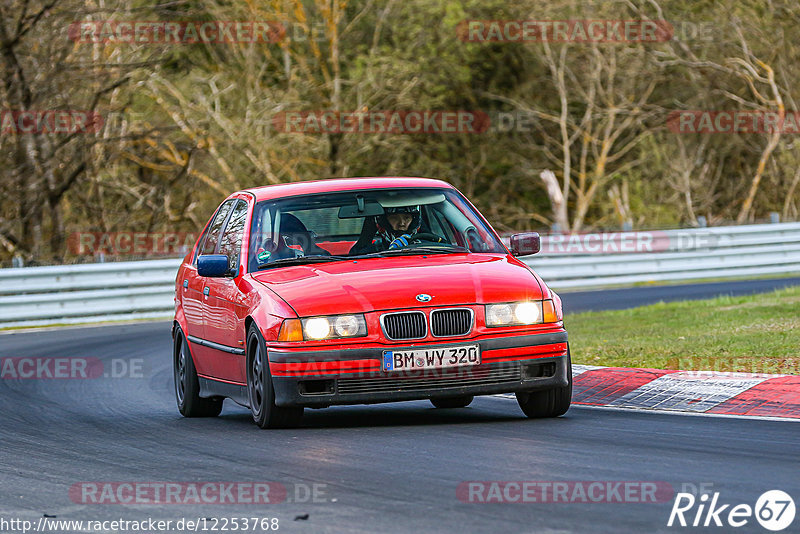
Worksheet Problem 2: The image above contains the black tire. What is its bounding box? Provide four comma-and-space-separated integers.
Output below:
173, 327, 223, 417
516, 348, 572, 418
247, 325, 303, 429
430, 395, 474, 409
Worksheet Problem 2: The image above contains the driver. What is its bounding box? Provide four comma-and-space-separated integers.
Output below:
350, 204, 447, 255
349, 205, 423, 254
377, 205, 422, 250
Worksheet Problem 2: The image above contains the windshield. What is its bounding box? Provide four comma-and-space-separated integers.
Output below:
246, 187, 506, 272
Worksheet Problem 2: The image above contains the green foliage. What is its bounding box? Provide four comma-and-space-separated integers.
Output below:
1, 0, 799, 264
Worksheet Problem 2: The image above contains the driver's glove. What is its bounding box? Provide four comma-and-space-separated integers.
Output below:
388, 234, 412, 249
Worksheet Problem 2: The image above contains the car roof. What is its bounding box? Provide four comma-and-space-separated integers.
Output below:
242, 177, 455, 202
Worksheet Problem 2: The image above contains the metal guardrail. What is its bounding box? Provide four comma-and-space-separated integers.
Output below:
0, 259, 180, 327
524, 222, 800, 288
1, 223, 800, 328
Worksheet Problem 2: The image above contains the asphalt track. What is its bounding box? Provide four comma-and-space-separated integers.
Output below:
1, 278, 799, 533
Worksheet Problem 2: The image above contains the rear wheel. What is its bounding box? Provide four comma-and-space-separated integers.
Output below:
247, 325, 303, 429
430, 395, 474, 409
173, 327, 223, 417
516, 349, 572, 418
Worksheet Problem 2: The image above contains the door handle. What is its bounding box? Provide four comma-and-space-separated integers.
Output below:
203, 287, 210, 296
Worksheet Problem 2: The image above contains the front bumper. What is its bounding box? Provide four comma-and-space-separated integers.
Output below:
269, 331, 569, 407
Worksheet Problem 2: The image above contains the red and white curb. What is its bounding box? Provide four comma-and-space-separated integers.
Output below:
572, 365, 800, 419
498, 365, 800, 420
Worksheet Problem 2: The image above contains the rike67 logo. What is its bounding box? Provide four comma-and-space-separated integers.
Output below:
668, 490, 795, 531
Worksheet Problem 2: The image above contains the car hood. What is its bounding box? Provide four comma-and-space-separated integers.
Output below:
250, 254, 544, 316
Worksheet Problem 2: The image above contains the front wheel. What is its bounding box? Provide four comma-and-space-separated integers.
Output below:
173, 327, 223, 417
247, 325, 303, 429
516, 349, 572, 418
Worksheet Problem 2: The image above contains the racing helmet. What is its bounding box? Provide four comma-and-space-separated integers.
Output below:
376, 205, 421, 241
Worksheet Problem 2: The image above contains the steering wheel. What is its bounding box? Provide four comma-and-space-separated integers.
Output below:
411, 232, 448, 244
387, 232, 448, 250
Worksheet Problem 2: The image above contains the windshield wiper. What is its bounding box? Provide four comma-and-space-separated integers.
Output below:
366, 246, 471, 257
257, 255, 351, 270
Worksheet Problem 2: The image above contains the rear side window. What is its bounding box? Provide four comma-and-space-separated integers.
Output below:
289, 207, 362, 239
218, 200, 249, 271
199, 200, 236, 257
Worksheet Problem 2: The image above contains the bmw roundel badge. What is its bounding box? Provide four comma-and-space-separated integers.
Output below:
416, 294, 432, 303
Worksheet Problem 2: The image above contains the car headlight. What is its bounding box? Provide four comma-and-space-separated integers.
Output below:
299, 314, 368, 340
485, 301, 546, 326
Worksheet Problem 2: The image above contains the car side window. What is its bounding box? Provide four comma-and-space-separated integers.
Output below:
199, 200, 236, 257
218, 200, 249, 272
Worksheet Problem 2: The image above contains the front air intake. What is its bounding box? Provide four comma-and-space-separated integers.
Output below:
380, 311, 427, 340
430, 308, 473, 337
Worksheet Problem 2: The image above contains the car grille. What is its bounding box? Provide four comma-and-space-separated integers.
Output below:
431, 308, 473, 337
337, 364, 522, 395
381, 311, 427, 340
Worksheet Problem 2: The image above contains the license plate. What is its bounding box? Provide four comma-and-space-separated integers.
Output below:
382, 345, 480, 372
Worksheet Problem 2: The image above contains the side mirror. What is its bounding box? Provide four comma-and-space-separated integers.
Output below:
197, 254, 232, 277
510, 232, 540, 256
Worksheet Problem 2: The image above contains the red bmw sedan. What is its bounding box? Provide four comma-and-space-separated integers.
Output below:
173, 177, 571, 428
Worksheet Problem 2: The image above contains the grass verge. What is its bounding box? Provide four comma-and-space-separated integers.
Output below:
567, 285, 800, 374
